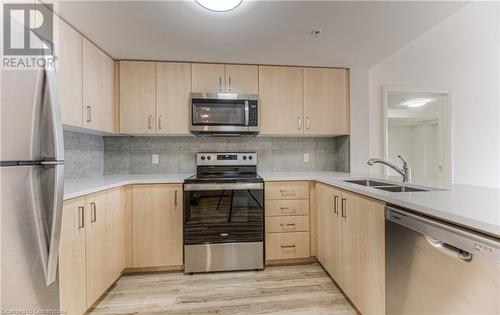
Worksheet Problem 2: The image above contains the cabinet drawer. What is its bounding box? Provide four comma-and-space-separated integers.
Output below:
265, 181, 309, 200
266, 199, 309, 216
266, 232, 310, 260
266, 215, 309, 233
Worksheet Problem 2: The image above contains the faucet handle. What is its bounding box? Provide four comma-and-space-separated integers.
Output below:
397, 155, 409, 166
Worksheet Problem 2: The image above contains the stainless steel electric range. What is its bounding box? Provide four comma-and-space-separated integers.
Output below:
183, 152, 264, 273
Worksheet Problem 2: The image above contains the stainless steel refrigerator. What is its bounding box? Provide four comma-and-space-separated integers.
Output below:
0, 35, 64, 313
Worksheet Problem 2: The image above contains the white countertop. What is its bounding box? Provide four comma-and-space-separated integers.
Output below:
64, 172, 500, 238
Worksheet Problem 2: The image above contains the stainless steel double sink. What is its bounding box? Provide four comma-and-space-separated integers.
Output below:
343, 179, 430, 192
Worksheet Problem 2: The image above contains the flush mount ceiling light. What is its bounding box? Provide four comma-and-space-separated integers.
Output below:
196, 0, 243, 12
403, 98, 434, 108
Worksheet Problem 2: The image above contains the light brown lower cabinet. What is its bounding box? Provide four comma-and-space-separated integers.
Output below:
132, 184, 183, 268
59, 197, 87, 315
59, 187, 125, 314
316, 183, 385, 315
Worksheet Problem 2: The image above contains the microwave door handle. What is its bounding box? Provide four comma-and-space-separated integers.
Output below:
245, 101, 249, 126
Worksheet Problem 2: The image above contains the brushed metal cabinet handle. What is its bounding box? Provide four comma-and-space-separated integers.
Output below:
90, 202, 97, 223
333, 195, 339, 215
86, 106, 92, 123
158, 115, 162, 130
228, 76, 232, 91
174, 190, 178, 207
297, 116, 302, 129
281, 244, 296, 249
148, 115, 153, 130
306, 116, 310, 129
78, 206, 85, 229
280, 189, 296, 196
341, 198, 347, 218
219, 76, 222, 91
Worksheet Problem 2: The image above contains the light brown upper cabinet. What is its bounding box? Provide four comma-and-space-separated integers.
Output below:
191, 63, 225, 93
191, 63, 258, 94
119, 61, 156, 134
156, 62, 191, 134
82, 39, 114, 133
304, 68, 349, 135
259, 66, 304, 135
55, 17, 83, 127
225, 64, 259, 94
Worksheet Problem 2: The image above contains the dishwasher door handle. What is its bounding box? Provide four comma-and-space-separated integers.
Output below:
425, 236, 473, 262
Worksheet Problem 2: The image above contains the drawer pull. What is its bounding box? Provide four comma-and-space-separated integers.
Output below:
280, 206, 296, 214
280, 189, 297, 196
281, 244, 296, 250
280, 223, 296, 230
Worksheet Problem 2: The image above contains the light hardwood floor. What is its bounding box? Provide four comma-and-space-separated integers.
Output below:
89, 263, 357, 315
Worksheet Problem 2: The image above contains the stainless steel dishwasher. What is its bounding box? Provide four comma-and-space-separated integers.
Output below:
385, 206, 500, 315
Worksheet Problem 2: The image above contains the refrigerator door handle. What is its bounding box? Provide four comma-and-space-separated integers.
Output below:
44, 66, 64, 161
45, 163, 64, 285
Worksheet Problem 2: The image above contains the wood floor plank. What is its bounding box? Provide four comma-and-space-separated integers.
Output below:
90, 263, 357, 315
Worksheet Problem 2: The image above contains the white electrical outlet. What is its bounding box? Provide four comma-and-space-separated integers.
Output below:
303, 153, 310, 163
152, 154, 159, 164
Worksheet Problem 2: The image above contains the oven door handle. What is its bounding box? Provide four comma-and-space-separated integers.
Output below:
184, 182, 263, 191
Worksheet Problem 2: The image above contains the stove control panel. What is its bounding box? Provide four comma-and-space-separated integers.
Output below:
197, 152, 257, 166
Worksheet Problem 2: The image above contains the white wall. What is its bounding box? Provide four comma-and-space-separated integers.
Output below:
366, 2, 500, 188
349, 68, 370, 174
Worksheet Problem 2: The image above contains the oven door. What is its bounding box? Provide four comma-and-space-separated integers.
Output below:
184, 182, 264, 245
191, 98, 249, 132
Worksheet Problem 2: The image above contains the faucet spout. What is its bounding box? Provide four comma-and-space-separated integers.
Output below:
367, 156, 412, 182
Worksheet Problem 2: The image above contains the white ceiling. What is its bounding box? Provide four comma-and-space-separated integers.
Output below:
54, 1, 466, 67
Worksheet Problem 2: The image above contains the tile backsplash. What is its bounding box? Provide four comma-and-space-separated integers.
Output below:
103, 136, 350, 175
64, 131, 350, 178
64, 131, 104, 179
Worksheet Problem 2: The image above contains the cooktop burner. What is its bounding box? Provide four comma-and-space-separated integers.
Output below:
184, 152, 262, 184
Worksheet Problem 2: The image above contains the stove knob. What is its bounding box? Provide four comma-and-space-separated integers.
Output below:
207, 156, 211, 160
201, 156, 206, 160
248, 155, 253, 160
243, 155, 247, 160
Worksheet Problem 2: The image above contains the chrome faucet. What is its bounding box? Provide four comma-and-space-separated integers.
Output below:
367, 155, 412, 182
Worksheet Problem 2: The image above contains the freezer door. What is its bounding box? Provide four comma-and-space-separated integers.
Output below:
0, 164, 63, 310
0, 68, 45, 162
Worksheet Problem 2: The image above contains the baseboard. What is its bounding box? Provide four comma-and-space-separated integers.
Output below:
122, 265, 184, 274
265, 256, 317, 266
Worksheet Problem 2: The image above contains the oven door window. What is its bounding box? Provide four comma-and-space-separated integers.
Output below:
192, 101, 246, 126
184, 189, 264, 244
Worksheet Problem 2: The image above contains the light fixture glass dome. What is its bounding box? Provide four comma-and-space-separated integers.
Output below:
195, 0, 243, 12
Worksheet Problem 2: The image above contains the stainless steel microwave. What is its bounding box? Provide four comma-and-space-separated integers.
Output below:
190, 93, 259, 136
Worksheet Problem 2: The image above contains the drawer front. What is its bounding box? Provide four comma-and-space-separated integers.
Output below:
266, 215, 309, 233
265, 181, 309, 200
266, 199, 309, 217
265, 232, 310, 260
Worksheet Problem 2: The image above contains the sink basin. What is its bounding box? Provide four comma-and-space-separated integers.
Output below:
374, 186, 428, 192
344, 179, 393, 187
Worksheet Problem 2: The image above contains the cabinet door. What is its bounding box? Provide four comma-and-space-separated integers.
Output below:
316, 183, 334, 271
82, 39, 114, 133
304, 68, 349, 135
259, 66, 304, 134
119, 61, 156, 134
85, 191, 108, 307
225, 64, 258, 94
156, 62, 191, 134
132, 184, 183, 268
341, 191, 385, 315
191, 63, 225, 93
59, 197, 86, 315
55, 17, 82, 127
105, 188, 125, 284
